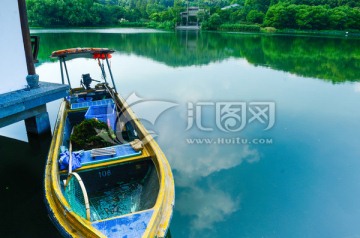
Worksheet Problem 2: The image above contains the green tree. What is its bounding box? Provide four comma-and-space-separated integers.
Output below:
197, 9, 207, 23
328, 7, 347, 29
146, 3, 165, 16
245, 0, 270, 12
230, 9, 247, 22
246, 9, 265, 23
202, 13, 222, 29
296, 5, 329, 30
264, 3, 298, 29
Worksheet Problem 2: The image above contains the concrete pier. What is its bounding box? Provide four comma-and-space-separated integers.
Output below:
0, 82, 69, 134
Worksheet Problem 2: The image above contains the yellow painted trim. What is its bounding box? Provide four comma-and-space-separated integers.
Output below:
115, 94, 175, 238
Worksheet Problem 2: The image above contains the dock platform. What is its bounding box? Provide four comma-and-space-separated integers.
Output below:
0, 82, 69, 132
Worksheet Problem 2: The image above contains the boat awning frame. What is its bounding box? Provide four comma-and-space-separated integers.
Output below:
51, 48, 114, 60
51, 48, 117, 93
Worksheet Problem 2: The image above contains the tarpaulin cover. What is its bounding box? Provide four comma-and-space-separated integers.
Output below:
59, 150, 83, 171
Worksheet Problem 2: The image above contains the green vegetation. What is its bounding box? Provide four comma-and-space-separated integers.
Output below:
70, 119, 115, 150
219, 23, 260, 32
264, 3, 360, 30
26, 0, 178, 29
26, 0, 360, 31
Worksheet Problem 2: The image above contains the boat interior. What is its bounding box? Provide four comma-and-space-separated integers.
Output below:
60, 159, 159, 221
58, 87, 160, 230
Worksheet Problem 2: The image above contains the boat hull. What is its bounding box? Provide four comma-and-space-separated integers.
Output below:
44, 92, 174, 237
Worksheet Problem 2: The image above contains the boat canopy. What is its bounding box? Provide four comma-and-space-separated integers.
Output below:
51, 48, 114, 60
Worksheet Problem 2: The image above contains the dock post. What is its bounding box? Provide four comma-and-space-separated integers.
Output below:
24, 105, 51, 135
19, 0, 51, 136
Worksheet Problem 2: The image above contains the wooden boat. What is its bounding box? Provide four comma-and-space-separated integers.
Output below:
44, 48, 174, 237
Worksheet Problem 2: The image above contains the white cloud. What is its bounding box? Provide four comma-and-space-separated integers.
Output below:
176, 186, 240, 235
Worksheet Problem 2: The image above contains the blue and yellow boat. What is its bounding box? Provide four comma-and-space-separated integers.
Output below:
44, 48, 174, 237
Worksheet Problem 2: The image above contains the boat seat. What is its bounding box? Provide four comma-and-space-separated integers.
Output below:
79, 144, 143, 166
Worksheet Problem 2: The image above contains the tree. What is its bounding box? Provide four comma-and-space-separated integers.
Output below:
230, 9, 247, 22
296, 5, 329, 30
197, 9, 207, 23
246, 9, 265, 23
264, 3, 298, 29
202, 13, 222, 30
245, 0, 270, 12
328, 7, 347, 30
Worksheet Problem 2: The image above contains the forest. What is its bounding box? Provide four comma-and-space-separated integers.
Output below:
26, 0, 360, 31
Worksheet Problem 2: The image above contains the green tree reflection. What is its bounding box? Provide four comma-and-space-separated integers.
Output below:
35, 31, 360, 83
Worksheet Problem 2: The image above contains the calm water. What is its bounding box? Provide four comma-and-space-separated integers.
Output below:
1, 28, 360, 237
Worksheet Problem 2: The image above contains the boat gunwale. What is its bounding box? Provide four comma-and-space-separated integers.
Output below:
116, 94, 175, 237
45, 102, 106, 238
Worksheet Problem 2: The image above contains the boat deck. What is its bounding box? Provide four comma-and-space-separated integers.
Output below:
92, 210, 154, 238
89, 180, 143, 220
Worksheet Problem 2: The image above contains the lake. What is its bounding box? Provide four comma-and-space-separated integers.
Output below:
1, 28, 360, 238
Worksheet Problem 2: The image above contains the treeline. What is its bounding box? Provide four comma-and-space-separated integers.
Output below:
26, 0, 360, 31
264, 3, 360, 30
26, 0, 165, 26
201, 0, 360, 30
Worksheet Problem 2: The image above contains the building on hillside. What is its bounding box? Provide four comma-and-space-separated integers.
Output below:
177, 6, 204, 30
221, 4, 240, 10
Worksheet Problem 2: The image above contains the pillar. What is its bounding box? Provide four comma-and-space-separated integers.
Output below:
24, 105, 51, 135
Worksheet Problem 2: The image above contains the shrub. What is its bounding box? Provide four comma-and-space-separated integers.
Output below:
219, 23, 261, 32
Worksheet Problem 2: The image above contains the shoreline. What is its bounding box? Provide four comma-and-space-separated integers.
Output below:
29, 25, 360, 38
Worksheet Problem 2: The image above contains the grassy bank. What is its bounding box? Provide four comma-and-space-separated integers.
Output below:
273, 29, 360, 37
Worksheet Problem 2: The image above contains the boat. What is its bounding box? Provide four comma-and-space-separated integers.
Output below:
44, 48, 175, 238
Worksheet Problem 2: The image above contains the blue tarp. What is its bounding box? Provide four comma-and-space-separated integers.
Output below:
59, 150, 83, 171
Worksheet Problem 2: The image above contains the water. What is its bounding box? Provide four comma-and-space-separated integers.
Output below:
1, 29, 360, 237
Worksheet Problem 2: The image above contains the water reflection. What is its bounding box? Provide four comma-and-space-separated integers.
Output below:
177, 186, 240, 233
0, 135, 62, 237
169, 143, 259, 186
33, 30, 360, 82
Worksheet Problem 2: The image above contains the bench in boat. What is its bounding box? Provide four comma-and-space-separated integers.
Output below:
80, 144, 142, 166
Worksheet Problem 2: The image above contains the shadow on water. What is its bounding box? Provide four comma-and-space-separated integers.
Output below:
0, 134, 62, 238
